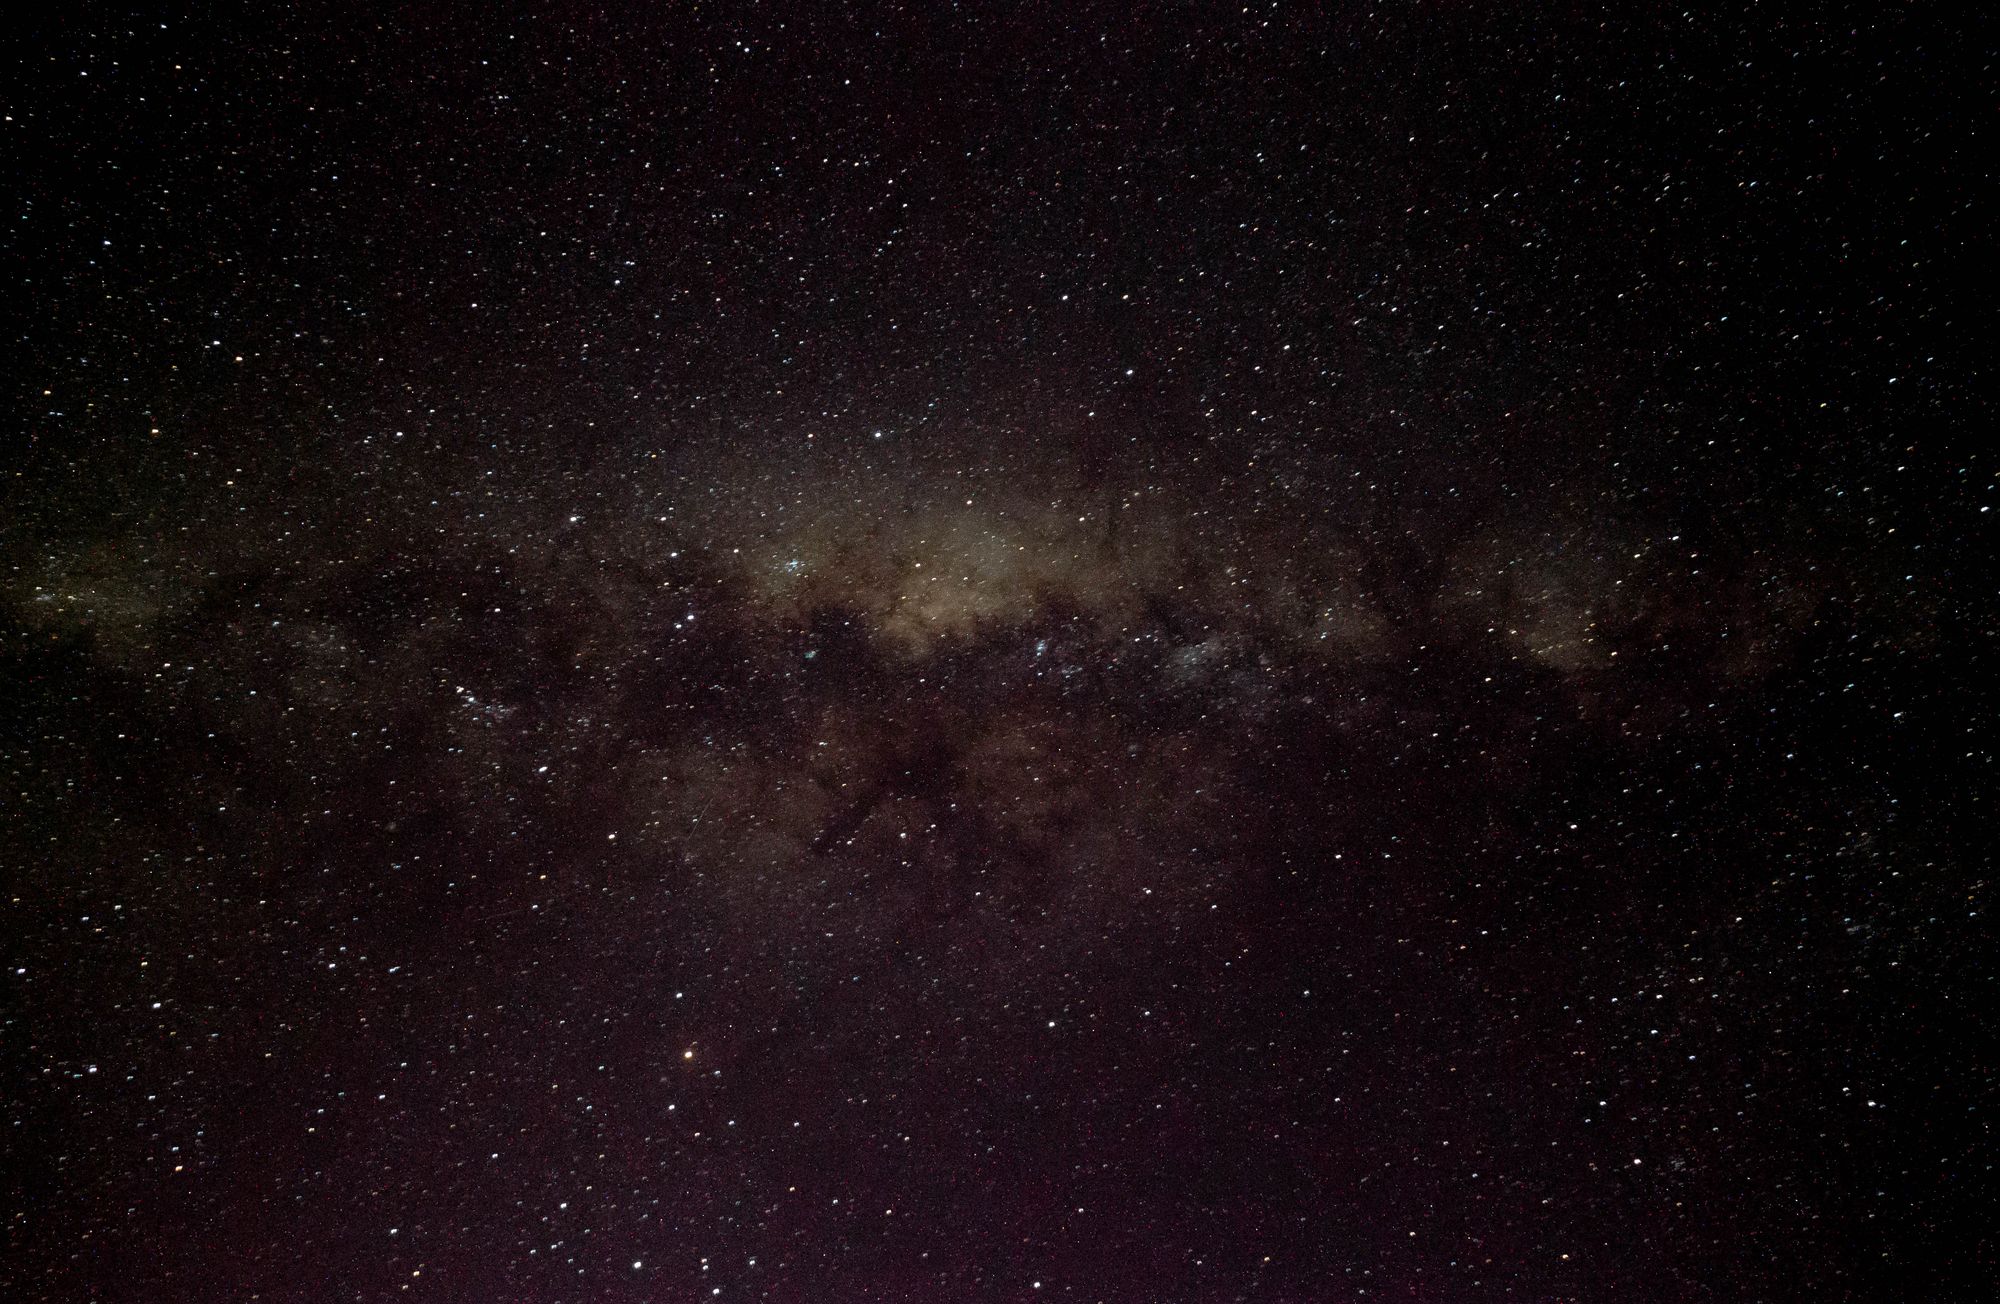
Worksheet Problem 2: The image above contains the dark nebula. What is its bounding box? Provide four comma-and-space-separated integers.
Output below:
2, 4, 1989, 1301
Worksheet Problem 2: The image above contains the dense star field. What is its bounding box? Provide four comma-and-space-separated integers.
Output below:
2, 4, 1990, 1301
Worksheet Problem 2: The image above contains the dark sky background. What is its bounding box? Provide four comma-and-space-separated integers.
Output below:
2, 3, 1991, 1301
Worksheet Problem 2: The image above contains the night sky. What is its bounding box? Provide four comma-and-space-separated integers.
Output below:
2, 4, 1991, 1301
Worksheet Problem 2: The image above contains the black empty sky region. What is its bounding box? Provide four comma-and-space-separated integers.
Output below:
2, 4, 1990, 1302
